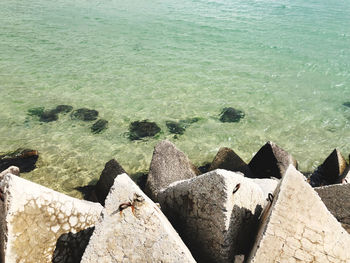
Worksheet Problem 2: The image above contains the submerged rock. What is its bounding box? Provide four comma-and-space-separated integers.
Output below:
309, 149, 347, 187
0, 148, 39, 173
166, 117, 201, 135
27, 107, 45, 117
247, 165, 350, 263
91, 119, 108, 134
219, 107, 245, 123
71, 108, 99, 121
128, 120, 161, 140
343, 102, 350, 108
55, 104, 73, 113
28, 105, 73, 123
166, 121, 186, 135
39, 109, 59, 122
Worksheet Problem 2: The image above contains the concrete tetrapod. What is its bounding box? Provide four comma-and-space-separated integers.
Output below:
0, 173, 103, 263
81, 173, 196, 263
145, 140, 199, 201
158, 169, 265, 263
315, 183, 350, 234
247, 165, 350, 263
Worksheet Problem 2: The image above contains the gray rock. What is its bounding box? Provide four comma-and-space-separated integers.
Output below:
315, 183, 350, 234
247, 165, 350, 263
145, 140, 199, 200
309, 149, 347, 187
158, 169, 265, 263
91, 119, 108, 134
94, 159, 126, 205
248, 141, 298, 179
81, 173, 196, 263
209, 147, 254, 177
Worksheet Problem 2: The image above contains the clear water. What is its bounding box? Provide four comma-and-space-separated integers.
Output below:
1, 0, 350, 198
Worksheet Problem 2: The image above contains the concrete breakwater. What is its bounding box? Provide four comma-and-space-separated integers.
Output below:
0, 140, 349, 262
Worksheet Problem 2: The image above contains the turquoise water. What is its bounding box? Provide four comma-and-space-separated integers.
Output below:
1, 0, 350, 197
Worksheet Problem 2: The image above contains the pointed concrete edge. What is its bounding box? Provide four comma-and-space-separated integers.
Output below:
0, 173, 103, 263
145, 140, 199, 201
158, 169, 266, 262
81, 173, 196, 263
247, 165, 350, 263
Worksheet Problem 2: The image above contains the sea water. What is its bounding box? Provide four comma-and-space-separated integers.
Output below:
1, 0, 350, 197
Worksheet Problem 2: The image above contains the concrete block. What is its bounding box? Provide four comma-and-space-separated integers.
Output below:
316, 183, 350, 234
0, 173, 103, 263
94, 159, 126, 205
247, 165, 350, 263
209, 147, 254, 177
309, 149, 347, 187
81, 173, 196, 263
248, 141, 297, 179
145, 140, 199, 200
158, 169, 265, 263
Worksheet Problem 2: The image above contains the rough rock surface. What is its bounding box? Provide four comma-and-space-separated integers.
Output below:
0, 173, 103, 263
158, 169, 265, 263
0, 148, 39, 173
94, 159, 126, 205
309, 149, 347, 187
247, 165, 350, 263
315, 183, 350, 234
209, 147, 254, 177
81, 173, 196, 263
248, 141, 297, 179
145, 140, 199, 200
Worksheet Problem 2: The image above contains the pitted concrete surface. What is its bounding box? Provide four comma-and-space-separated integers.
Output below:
316, 183, 350, 234
81, 173, 195, 263
247, 165, 350, 263
0, 173, 103, 263
158, 169, 265, 263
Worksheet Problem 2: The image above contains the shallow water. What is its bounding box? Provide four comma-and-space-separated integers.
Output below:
1, 0, 350, 197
